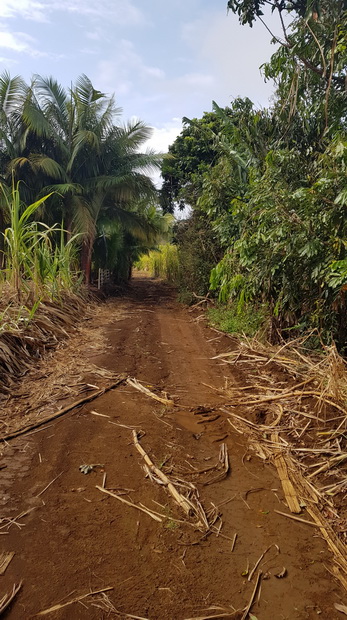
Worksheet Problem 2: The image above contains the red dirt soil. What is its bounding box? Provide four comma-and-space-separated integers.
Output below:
0, 275, 346, 619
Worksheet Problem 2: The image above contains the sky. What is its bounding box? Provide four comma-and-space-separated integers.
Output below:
0, 0, 282, 182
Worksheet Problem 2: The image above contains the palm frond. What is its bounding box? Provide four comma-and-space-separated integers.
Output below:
0, 71, 28, 116
85, 173, 156, 202
22, 96, 52, 139
39, 182, 83, 196
119, 119, 153, 150
98, 96, 122, 134
33, 75, 68, 130
67, 129, 101, 174
71, 196, 95, 239
74, 74, 104, 107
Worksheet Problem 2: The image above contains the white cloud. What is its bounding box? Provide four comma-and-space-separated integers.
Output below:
0, 30, 40, 55
95, 39, 166, 98
145, 119, 182, 189
0, 0, 146, 26
146, 118, 182, 154
0, 0, 48, 22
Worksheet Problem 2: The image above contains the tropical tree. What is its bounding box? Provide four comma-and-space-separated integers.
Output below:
227, 0, 347, 136
5, 74, 161, 283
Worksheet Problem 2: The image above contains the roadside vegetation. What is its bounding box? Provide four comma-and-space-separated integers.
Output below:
161, 0, 347, 349
0, 73, 169, 382
135, 243, 179, 283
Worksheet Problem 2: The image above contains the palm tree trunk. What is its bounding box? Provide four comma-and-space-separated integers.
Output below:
81, 238, 93, 285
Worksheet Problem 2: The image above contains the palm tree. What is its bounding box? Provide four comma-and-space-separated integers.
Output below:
93, 200, 173, 282
10, 74, 162, 282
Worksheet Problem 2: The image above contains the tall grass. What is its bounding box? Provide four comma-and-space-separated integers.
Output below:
135, 244, 179, 284
0, 181, 82, 314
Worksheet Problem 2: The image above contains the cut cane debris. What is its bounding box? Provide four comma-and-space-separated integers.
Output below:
231, 533, 238, 552
274, 510, 323, 527
183, 614, 239, 620
127, 377, 174, 406
0, 551, 15, 575
1, 374, 127, 442
274, 567, 287, 578
0, 581, 22, 615
241, 571, 262, 620
203, 443, 230, 486
0, 507, 36, 531
90, 410, 110, 418
34, 586, 114, 616
132, 430, 209, 531
37, 471, 63, 497
248, 544, 279, 582
218, 336, 347, 589
96, 485, 162, 522
335, 603, 347, 616
271, 432, 301, 514
91, 592, 149, 618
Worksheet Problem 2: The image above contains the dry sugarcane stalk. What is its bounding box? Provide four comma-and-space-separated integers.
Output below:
220, 408, 259, 429
127, 377, 174, 406
0, 374, 127, 442
132, 430, 207, 530
248, 544, 279, 582
231, 533, 237, 552
307, 453, 347, 479
335, 603, 347, 616
37, 471, 64, 497
183, 613, 239, 620
271, 432, 301, 514
96, 486, 162, 522
241, 571, 262, 620
0, 551, 15, 575
0, 507, 36, 531
274, 509, 324, 528
203, 443, 230, 486
269, 404, 284, 427
0, 581, 22, 615
34, 586, 113, 616
231, 389, 347, 414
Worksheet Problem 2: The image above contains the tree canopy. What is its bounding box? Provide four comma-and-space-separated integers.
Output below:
162, 1, 347, 346
0, 72, 167, 284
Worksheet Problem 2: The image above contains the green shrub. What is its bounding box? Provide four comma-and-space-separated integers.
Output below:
207, 302, 268, 338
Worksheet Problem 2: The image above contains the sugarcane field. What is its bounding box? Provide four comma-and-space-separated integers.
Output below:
1, 1, 347, 618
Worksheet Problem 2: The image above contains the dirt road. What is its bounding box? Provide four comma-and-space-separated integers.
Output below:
1, 276, 346, 619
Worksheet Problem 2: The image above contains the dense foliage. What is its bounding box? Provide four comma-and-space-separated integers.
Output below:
162, 0, 347, 347
0, 73, 167, 292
